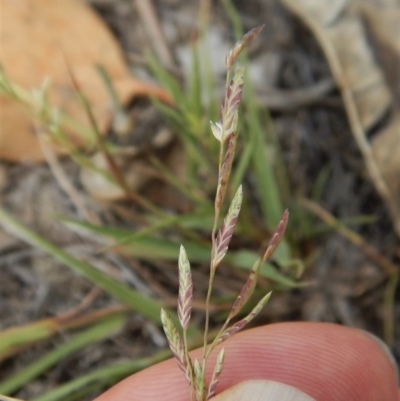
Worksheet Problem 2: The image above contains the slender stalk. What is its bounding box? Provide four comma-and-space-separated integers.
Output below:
205, 318, 231, 358
203, 67, 232, 359
203, 140, 225, 354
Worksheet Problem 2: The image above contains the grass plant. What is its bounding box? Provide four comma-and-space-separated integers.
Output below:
160, 26, 289, 401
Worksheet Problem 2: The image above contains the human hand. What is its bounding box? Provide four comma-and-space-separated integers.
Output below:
94, 322, 399, 401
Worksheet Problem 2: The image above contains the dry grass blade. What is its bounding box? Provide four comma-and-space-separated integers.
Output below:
213, 185, 243, 269
178, 245, 193, 331
160, 309, 191, 383
206, 348, 225, 400
218, 292, 272, 345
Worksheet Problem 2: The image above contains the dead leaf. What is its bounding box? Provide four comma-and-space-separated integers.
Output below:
359, 1, 400, 108
281, 0, 400, 238
0, 0, 171, 162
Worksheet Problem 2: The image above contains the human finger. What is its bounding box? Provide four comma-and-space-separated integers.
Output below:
94, 322, 399, 401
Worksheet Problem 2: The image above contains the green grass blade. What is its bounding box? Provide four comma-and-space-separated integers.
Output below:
31, 349, 171, 401
246, 99, 284, 228
63, 211, 215, 250
146, 52, 185, 105
244, 64, 291, 264
226, 250, 303, 288
221, 0, 243, 40
0, 208, 193, 334
121, 237, 300, 287
0, 306, 127, 361
62, 219, 301, 287
0, 315, 126, 395
230, 140, 254, 192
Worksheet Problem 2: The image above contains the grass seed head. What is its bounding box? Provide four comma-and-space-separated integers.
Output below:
178, 245, 193, 331
225, 25, 265, 69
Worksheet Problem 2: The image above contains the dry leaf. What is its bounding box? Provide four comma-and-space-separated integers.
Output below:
0, 0, 171, 162
281, 0, 400, 237
359, 0, 400, 108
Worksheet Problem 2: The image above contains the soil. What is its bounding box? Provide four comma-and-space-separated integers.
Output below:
0, 0, 399, 400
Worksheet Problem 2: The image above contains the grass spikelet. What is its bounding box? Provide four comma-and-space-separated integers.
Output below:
221, 68, 244, 138
217, 292, 272, 345
193, 359, 205, 401
215, 133, 237, 210
212, 185, 243, 269
263, 209, 289, 261
206, 348, 225, 400
178, 245, 193, 331
210, 121, 223, 142
228, 210, 289, 319
228, 257, 262, 320
160, 309, 191, 383
225, 25, 265, 69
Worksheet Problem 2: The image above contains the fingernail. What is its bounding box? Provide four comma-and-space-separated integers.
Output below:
360, 330, 399, 384
211, 380, 316, 401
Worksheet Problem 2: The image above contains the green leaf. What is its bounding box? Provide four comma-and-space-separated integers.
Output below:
0, 315, 126, 394
0, 208, 198, 335
30, 349, 171, 401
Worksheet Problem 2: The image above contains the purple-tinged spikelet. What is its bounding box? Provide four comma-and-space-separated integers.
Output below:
213, 185, 243, 269
177, 245, 193, 330
218, 292, 272, 345
160, 309, 192, 383
206, 348, 225, 400
225, 25, 265, 69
